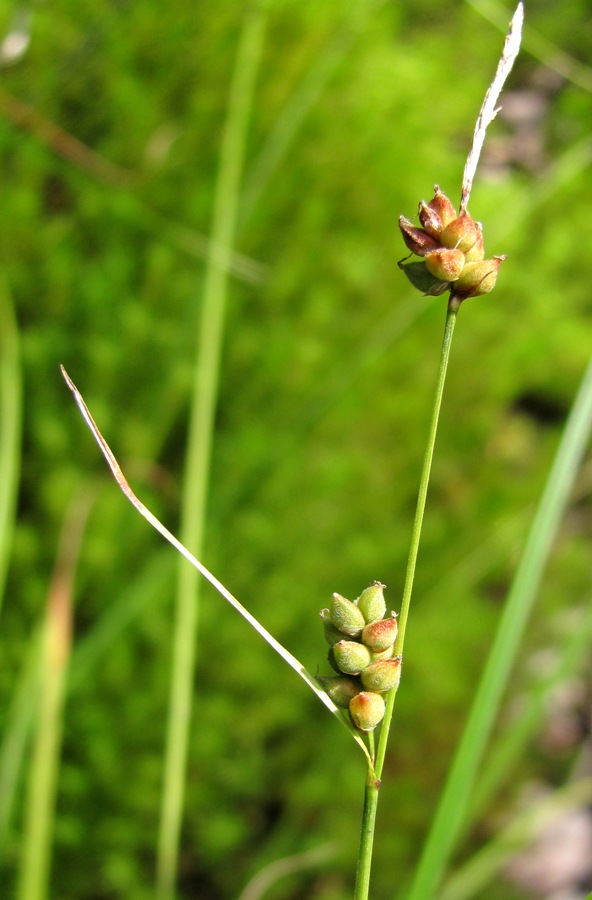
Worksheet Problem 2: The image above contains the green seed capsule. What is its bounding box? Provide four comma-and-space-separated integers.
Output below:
356, 582, 387, 624
349, 691, 386, 732
333, 640, 372, 675
329, 593, 365, 637
320, 609, 351, 646
399, 260, 452, 296
360, 657, 401, 693
362, 614, 398, 653
454, 256, 506, 298
317, 675, 362, 708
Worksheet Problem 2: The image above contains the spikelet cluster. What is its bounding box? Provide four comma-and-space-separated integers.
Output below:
317, 583, 400, 732
398, 186, 505, 299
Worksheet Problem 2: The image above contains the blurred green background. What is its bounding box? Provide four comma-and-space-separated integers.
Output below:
1, 0, 592, 897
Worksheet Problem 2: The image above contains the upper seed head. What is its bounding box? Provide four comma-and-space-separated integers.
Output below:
398, 216, 440, 257
399, 260, 452, 296
427, 186, 457, 228
464, 222, 485, 261
418, 201, 444, 239
440, 211, 481, 254
454, 256, 506, 298
424, 247, 466, 282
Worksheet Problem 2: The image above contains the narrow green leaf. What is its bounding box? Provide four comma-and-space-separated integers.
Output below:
406, 354, 592, 900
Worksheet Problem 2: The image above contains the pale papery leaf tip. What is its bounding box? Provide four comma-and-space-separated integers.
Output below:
460, 0, 524, 213
60, 365, 372, 761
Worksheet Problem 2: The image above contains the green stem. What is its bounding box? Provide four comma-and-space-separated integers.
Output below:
376, 295, 459, 780
354, 295, 460, 900
355, 770, 380, 900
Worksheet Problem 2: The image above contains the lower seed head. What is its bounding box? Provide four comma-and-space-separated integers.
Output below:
317, 675, 362, 708
349, 691, 386, 731
333, 640, 372, 675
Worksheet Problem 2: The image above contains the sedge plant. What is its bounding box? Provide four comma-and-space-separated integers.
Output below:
60, 5, 586, 899
314, 3, 522, 891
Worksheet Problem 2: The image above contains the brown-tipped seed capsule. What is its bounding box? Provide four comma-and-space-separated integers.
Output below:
454, 256, 506, 298
356, 582, 387, 624
349, 691, 386, 732
333, 640, 372, 675
317, 675, 362, 708
398, 216, 440, 257
418, 200, 444, 239
425, 248, 465, 282
399, 260, 452, 296
440, 211, 482, 254
464, 223, 484, 262
360, 657, 401, 693
362, 613, 398, 653
427, 186, 457, 229
320, 609, 352, 647
329, 593, 365, 637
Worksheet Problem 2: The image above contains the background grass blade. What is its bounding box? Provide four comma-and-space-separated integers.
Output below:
0, 630, 42, 857
237, 842, 337, 900
406, 352, 592, 900
0, 275, 22, 616
156, 6, 268, 897
16, 495, 91, 900
467, 597, 592, 826
239, 1, 385, 228
439, 777, 592, 900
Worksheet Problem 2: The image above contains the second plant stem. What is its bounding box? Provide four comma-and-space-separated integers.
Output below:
354, 294, 460, 900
